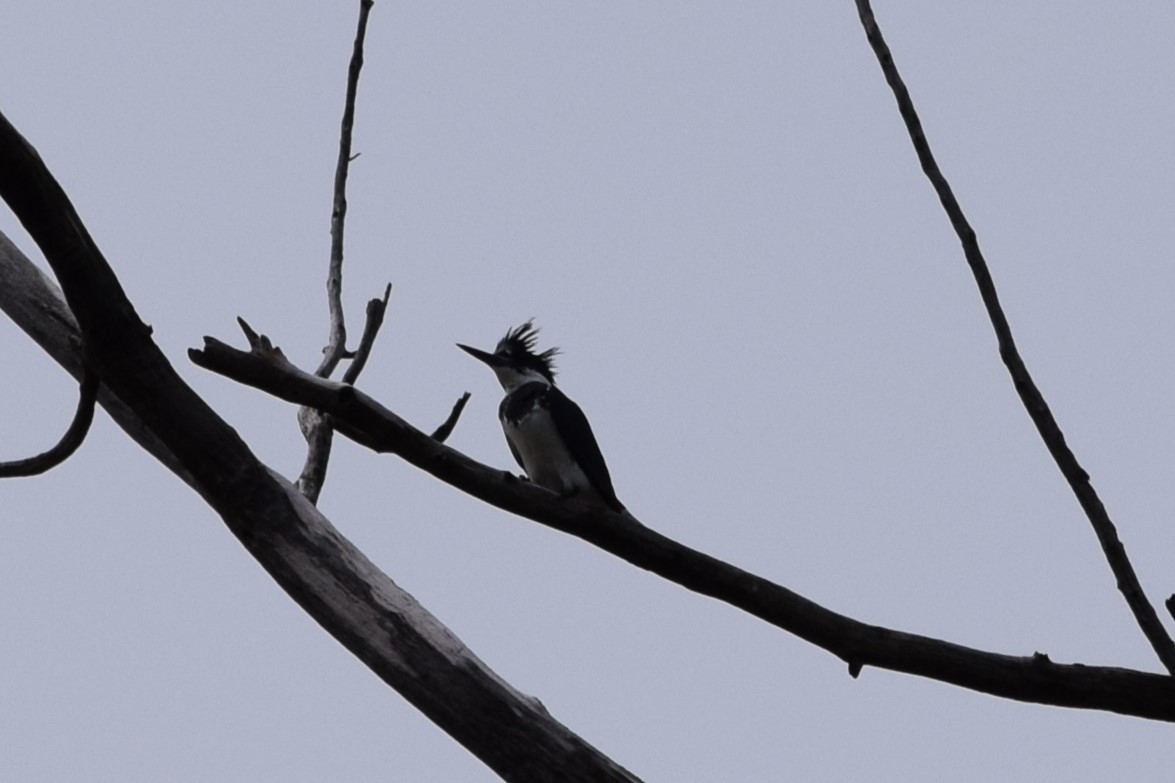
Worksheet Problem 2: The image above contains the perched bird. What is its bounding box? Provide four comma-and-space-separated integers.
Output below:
458, 321, 626, 513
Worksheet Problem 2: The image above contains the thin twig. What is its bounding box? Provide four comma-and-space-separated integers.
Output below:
854, 0, 1175, 674
431, 392, 471, 443
341, 283, 391, 385
0, 365, 99, 477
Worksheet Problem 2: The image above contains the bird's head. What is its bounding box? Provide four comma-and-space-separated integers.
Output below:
457, 320, 560, 392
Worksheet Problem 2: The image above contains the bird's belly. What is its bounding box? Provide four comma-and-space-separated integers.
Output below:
503, 409, 591, 495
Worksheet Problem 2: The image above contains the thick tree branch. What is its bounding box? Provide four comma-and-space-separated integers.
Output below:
0, 363, 98, 477
190, 331, 1175, 722
0, 113, 641, 782
0, 233, 193, 484
854, 0, 1175, 675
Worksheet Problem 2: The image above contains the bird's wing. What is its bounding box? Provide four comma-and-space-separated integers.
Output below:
497, 394, 529, 472
546, 387, 624, 512
504, 435, 526, 473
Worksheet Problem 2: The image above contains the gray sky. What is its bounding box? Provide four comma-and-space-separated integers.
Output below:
3, 2, 1174, 780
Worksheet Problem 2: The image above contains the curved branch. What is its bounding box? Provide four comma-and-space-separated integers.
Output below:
189, 332, 1175, 722
0, 233, 192, 485
0, 364, 99, 477
854, 0, 1175, 675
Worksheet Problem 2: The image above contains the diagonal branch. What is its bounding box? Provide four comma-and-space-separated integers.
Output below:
432, 391, 472, 443
0, 363, 99, 477
341, 283, 392, 386
190, 330, 1175, 722
0, 111, 642, 782
853, 0, 1175, 675
0, 232, 193, 484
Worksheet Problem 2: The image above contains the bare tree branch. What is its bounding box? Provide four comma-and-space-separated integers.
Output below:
0, 110, 642, 783
294, 411, 335, 503
0, 363, 98, 477
293, 281, 391, 509
342, 283, 392, 385
0, 233, 193, 486
190, 328, 1175, 722
295, 0, 379, 505
317, 0, 373, 378
853, 0, 1175, 675
432, 391, 471, 443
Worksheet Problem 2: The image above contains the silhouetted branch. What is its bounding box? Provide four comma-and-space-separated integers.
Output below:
0, 364, 99, 477
190, 330, 1175, 722
296, 0, 378, 505
295, 286, 390, 505
0, 234, 192, 485
854, 0, 1175, 676
342, 283, 391, 385
0, 104, 641, 783
317, 0, 373, 379
432, 392, 471, 443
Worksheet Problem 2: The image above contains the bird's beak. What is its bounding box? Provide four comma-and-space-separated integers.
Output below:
457, 343, 505, 368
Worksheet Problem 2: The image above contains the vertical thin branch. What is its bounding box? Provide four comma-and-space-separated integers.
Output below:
854, 0, 1175, 675
317, 0, 374, 378
296, 0, 376, 504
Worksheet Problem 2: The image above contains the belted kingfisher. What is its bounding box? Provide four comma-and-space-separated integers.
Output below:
458, 321, 626, 513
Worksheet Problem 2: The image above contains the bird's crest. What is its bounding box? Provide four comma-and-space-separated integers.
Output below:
495, 320, 560, 383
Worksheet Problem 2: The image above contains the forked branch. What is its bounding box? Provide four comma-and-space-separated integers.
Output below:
296, 0, 385, 504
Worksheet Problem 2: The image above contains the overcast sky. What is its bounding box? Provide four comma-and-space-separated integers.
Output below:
3, 2, 1175, 780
